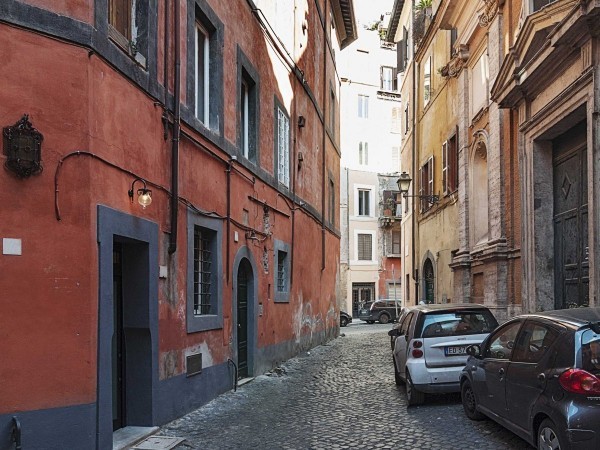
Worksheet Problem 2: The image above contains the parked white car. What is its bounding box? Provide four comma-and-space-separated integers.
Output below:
388, 304, 498, 405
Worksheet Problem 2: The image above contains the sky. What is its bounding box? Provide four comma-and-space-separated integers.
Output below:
353, 0, 396, 28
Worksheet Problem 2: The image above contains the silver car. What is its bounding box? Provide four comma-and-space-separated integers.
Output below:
388, 304, 498, 405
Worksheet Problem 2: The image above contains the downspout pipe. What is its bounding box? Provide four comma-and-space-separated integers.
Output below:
169, 0, 181, 255
411, 0, 418, 304
321, 0, 328, 271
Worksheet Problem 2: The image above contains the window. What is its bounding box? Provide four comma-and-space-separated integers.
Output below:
189, 3, 223, 133
273, 240, 291, 302
275, 105, 290, 187
358, 94, 369, 118
277, 251, 287, 293
442, 133, 458, 194
109, 0, 132, 41
471, 53, 489, 118
238, 56, 259, 162
357, 234, 373, 260
359, 142, 369, 166
187, 213, 223, 332
513, 321, 559, 363
329, 88, 336, 135
419, 156, 434, 212
108, 0, 148, 65
195, 22, 210, 124
193, 226, 212, 315
358, 189, 371, 216
532, 0, 556, 12
391, 230, 401, 254
381, 66, 398, 91
329, 178, 335, 225
485, 321, 522, 359
423, 56, 431, 106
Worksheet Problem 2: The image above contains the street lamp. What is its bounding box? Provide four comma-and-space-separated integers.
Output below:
396, 171, 439, 205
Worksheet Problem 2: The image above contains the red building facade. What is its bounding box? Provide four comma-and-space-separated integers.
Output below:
0, 1, 356, 448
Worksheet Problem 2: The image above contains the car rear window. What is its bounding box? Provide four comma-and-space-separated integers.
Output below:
420, 310, 498, 338
581, 330, 600, 375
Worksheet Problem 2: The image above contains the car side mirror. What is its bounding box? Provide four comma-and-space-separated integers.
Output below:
388, 329, 400, 337
466, 344, 482, 358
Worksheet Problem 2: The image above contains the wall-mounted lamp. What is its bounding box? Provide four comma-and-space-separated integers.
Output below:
396, 171, 439, 205
128, 178, 152, 208
298, 115, 306, 128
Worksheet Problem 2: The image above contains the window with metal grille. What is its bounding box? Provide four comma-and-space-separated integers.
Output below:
358, 234, 372, 260
194, 226, 212, 315
273, 239, 291, 302
277, 250, 287, 293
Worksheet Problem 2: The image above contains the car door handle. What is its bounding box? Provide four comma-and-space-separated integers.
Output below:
537, 373, 546, 382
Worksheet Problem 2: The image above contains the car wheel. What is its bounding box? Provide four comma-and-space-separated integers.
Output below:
406, 371, 425, 406
379, 313, 390, 324
340, 317, 348, 327
538, 419, 565, 450
366, 320, 375, 324
393, 357, 403, 386
461, 380, 485, 421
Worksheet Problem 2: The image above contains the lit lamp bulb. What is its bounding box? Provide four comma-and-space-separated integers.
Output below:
137, 189, 152, 209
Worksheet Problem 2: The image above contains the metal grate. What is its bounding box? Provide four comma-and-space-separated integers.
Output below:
132, 436, 185, 450
277, 251, 286, 292
193, 226, 212, 315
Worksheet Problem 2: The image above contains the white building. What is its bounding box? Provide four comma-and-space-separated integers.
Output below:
339, 11, 402, 317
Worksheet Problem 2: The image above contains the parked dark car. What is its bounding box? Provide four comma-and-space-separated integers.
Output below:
389, 304, 498, 405
359, 299, 402, 324
460, 307, 600, 450
340, 311, 352, 327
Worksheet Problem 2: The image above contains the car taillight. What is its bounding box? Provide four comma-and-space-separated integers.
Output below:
559, 369, 600, 395
411, 340, 423, 358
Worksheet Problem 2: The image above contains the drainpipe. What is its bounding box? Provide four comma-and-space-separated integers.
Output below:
226, 157, 233, 284
168, 0, 181, 255
290, 2, 298, 285
321, 0, 328, 271
411, 0, 418, 304
162, 0, 170, 140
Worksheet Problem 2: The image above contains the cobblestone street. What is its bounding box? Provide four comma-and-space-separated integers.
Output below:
158, 323, 533, 449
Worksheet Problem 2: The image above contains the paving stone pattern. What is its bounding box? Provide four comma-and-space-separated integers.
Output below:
159, 323, 533, 449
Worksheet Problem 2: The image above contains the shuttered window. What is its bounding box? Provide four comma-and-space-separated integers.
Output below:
358, 234, 373, 261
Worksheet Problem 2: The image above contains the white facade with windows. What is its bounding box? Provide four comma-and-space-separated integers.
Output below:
339, 9, 402, 317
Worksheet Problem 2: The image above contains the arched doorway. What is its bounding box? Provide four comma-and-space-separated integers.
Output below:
423, 258, 435, 304
237, 258, 253, 378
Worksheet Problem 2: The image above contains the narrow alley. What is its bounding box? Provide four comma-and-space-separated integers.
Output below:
158, 324, 532, 449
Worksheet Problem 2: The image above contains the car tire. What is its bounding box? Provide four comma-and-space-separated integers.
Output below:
379, 313, 390, 324
461, 380, 485, 421
406, 371, 425, 406
340, 317, 348, 327
393, 357, 403, 386
538, 418, 565, 450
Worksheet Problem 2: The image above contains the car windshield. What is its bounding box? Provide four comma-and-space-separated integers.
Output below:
581, 329, 600, 375
421, 310, 498, 338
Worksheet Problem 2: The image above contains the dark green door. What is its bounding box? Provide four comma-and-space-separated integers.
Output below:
237, 260, 250, 378
553, 122, 588, 309
424, 258, 434, 304
112, 243, 126, 430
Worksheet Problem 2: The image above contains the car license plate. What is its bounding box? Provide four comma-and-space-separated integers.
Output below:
445, 346, 467, 356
